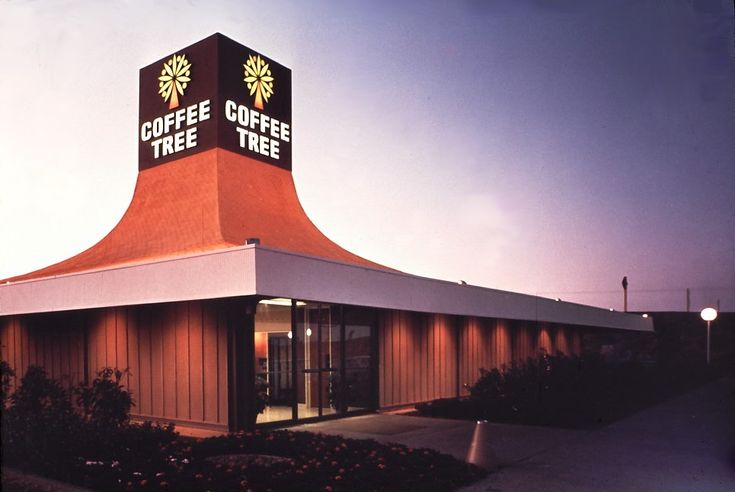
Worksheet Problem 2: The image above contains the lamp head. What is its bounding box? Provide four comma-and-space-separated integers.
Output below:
700, 307, 718, 322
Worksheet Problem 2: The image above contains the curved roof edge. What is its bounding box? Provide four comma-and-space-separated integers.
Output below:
3, 149, 391, 283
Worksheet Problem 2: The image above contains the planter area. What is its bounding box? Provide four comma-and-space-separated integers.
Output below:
2, 426, 485, 491
0, 364, 485, 491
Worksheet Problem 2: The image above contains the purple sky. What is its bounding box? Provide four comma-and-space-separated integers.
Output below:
1, 0, 733, 311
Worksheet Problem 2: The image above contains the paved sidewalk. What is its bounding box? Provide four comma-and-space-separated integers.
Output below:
291, 377, 735, 491
464, 377, 735, 492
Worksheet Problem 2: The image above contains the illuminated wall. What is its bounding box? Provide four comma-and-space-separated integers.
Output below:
0, 300, 230, 432
379, 312, 585, 404
378, 311, 457, 407
2, 303, 590, 428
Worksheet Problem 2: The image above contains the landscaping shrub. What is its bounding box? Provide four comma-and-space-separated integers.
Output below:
76, 367, 135, 428
416, 351, 721, 427
0, 359, 15, 408
2, 365, 84, 480
2, 364, 486, 491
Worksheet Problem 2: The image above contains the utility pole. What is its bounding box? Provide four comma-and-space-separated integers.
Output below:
686, 288, 690, 312
622, 276, 628, 312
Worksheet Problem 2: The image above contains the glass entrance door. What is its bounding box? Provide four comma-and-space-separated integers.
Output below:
255, 299, 376, 424
298, 304, 339, 418
266, 334, 292, 405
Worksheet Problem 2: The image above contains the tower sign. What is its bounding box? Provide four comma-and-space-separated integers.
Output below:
138, 33, 292, 171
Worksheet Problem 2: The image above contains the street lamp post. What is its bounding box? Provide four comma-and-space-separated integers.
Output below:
700, 307, 718, 365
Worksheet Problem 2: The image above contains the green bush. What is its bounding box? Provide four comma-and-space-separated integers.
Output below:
2, 364, 140, 481
1, 363, 485, 491
76, 367, 135, 428
3, 366, 83, 479
0, 359, 15, 408
417, 351, 716, 427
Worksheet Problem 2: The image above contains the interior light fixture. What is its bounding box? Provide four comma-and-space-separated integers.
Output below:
287, 331, 293, 339
259, 298, 306, 306
306, 328, 312, 337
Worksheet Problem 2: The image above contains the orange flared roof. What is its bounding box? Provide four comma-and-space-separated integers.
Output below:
6, 149, 391, 282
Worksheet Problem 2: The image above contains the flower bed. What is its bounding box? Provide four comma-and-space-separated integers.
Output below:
4, 426, 485, 491
2, 365, 485, 491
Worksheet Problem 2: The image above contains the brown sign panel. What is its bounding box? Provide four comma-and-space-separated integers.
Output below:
138, 33, 292, 171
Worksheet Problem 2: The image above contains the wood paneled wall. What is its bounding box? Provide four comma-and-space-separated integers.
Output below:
0, 313, 86, 391
379, 311, 457, 407
2, 303, 588, 420
459, 317, 514, 396
537, 326, 553, 354
0, 300, 229, 430
121, 301, 229, 428
509, 324, 529, 362
380, 311, 583, 404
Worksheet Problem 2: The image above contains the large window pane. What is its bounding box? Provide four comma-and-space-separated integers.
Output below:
343, 306, 376, 410
254, 301, 293, 424
255, 300, 377, 424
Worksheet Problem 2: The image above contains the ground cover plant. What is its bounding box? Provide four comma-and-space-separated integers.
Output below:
416, 351, 726, 428
1, 364, 485, 491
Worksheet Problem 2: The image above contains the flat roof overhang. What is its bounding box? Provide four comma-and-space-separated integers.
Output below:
0, 244, 653, 332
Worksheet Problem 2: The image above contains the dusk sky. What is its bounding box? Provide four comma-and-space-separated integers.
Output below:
1, 0, 733, 312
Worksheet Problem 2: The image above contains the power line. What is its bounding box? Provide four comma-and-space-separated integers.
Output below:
536, 286, 735, 295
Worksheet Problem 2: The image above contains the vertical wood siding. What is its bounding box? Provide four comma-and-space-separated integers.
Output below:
0, 300, 228, 430
494, 320, 513, 368
554, 326, 570, 354
458, 317, 516, 396
537, 325, 553, 354
379, 311, 457, 407
126, 301, 228, 427
512, 323, 536, 362
0, 313, 85, 393
378, 315, 585, 404
2, 305, 587, 418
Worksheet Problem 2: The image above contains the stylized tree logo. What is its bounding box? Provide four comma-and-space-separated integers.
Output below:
158, 54, 191, 109
244, 54, 274, 110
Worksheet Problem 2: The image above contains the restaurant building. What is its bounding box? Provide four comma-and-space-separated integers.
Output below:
0, 34, 652, 434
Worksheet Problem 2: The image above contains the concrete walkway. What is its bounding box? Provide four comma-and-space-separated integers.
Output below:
290, 377, 735, 491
